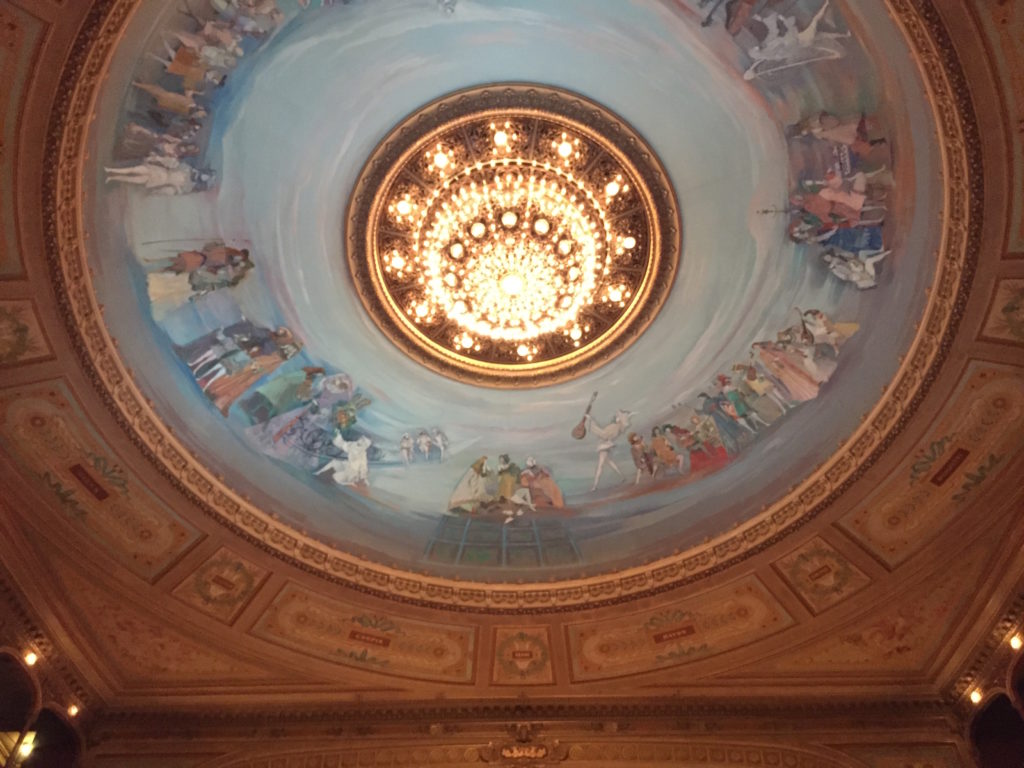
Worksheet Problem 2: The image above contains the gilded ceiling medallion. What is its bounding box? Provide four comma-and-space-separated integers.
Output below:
347, 85, 680, 387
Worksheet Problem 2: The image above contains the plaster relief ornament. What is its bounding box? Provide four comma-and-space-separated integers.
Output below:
58, 0, 974, 600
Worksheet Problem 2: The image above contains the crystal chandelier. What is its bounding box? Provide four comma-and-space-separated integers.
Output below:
347, 85, 679, 387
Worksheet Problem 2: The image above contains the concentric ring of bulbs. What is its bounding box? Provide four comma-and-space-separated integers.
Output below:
380, 123, 642, 363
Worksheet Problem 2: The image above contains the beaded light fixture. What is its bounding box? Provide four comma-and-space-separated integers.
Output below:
347, 84, 679, 387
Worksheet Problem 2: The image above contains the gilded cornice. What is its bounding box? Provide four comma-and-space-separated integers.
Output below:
43, 0, 982, 612
90, 697, 955, 736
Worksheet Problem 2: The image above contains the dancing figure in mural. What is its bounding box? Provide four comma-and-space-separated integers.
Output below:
416, 430, 433, 462
116, 123, 200, 161
802, 309, 859, 353
822, 248, 889, 289
132, 81, 207, 118
584, 408, 633, 491
315, 432, 372, 487
431, 428, 449, 462
743, 1, 849, 80
148, 38, 231, 90
399, 433, 414, 466
629, 433, 657, 485
104, 155, 215, 195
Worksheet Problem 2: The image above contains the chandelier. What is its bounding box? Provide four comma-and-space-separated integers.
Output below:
347, 85, 679, 387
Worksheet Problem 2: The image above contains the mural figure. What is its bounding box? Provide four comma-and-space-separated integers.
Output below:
416, 430, 433, 462
174, 320, 302, 415
785, 108, 894, 290
116, 122, 201, 160
496, 454, 536, 517
104, 155, 215, 195
212, 0, 285, 35
399, 433, 414, 465
315, 432, 372, 487
242, 370, 368, 473
147, 243, 254, 318
448, 456, 492, 514
584, 407, 633, 491
650, 426, 688, 476
432, 428, 449, 461
148, 37, 232, 89
519, 457, 564, 509
743, 1, 849, 80
132, 81, 207, 117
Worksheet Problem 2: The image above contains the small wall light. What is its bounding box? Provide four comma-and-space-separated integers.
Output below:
22, 651, 38, 667
970, 689, 983, 705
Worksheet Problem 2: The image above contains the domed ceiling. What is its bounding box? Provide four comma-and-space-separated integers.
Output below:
77, 0, 950, 587
6, 0, 1024, 762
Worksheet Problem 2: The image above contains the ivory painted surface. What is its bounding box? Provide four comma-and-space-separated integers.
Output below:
57, 567, 274, 684
251, 583, 476, 683
566, 576, 792, 681
491, 626, 555, 685
171, 547, 269, 624
0, 382, 201, 581
839, 364, 1024, 567
757, 538, 991, 674
772, 537, 871, 615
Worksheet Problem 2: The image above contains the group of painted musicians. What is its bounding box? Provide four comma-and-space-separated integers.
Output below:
444, 306, 858, 519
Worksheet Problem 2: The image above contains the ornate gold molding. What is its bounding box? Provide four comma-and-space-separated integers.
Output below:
346, 84, 679, 388
43, 0, 981, 611
198, 740, 867, 768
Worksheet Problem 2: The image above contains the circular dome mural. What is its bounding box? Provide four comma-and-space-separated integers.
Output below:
76, 0, 954, 588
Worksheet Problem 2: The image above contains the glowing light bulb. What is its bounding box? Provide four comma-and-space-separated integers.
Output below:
517, 344, 530, 357
449, 242, 465, 259
433, 152, 449, 169
1011, 635, 1023, 651
623, 236, 636, 249
533, 218, 550, 235
494, 130, 508, 147
605, 181, 620, 196
415, 304, 429, 318
557, 239, 573, 256
23, 651, 38, 666
969, 690, 982, 705
68, 704, 80, 717
557, 141, 573, 158
570, 326, 582, 340
470, 221, 486, 239
501, 274, 524, 296
391, 254, 406, 269
19, 742, 33, 757
501, 210, 518, 228
396, 199, 412, 216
